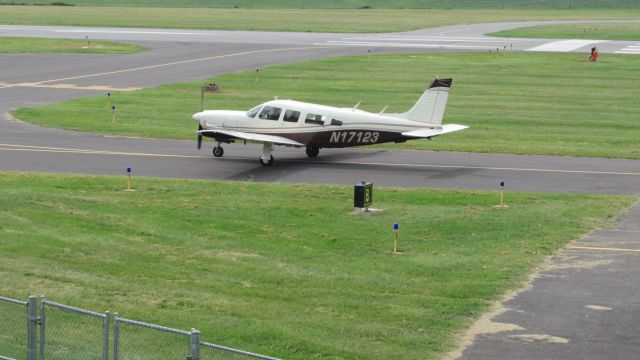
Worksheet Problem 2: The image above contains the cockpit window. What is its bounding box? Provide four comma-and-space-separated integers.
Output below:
258, 106, 282, 121
283, 110, 301, 123
247, 105, 262, 118
305, 113, 327, 125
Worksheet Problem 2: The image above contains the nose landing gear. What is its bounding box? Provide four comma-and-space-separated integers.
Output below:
260, 142, 274, 166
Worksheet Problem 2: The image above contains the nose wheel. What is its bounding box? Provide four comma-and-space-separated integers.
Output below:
212, 145, 224, 157
259, 142, 274, 166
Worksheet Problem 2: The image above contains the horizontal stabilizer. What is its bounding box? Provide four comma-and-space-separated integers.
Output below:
199, 129, 304, 147
402, 124, 468, 138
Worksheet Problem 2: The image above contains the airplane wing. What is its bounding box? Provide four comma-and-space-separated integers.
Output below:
401, 124, 468, 138
198, 129, 304, 147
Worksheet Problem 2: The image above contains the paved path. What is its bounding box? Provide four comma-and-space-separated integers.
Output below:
456, 202, 640, 360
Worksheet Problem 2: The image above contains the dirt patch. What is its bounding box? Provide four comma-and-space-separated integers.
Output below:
508, 333, 569, 344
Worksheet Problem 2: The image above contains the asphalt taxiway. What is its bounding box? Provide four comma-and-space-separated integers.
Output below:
1, 21, 639, 360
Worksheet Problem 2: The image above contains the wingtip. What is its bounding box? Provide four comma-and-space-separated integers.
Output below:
429, 78, 453, 89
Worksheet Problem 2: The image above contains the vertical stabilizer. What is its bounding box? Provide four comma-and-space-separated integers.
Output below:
392, 78, 452, 125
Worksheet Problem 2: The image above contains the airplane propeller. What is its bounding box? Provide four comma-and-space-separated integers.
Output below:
197, 124, 203, 150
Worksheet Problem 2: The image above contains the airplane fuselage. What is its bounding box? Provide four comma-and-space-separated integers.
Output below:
193, 99, 440, 148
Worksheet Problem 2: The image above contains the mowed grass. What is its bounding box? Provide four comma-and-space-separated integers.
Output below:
2, 6, 640, 32
14, 52, 640, 159
0, 36, 145, 54
8, 0, 640, 8
0, 172, 633, 359
492, 21, 640, 41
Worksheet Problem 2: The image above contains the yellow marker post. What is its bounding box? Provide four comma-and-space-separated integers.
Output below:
255, 68, 260, 82
111, 105, 116, 123
392, 223, 399, 255
126, 167, 133, 191
495, 181, 508, 209
107, 92, 111, 107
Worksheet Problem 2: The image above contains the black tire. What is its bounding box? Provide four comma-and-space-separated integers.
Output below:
305, 145, 320, 158
212, 146, 224, 157
259, 155, 274, 166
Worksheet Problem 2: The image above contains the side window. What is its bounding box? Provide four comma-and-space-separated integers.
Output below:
246, 105, 262, 118
283, 110, 301, 123
258, 106, 282, 121
305, 113, 327, 125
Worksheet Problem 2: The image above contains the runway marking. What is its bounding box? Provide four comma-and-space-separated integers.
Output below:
567, 245, 640, 253
0, 82, 140, 92
317, 41, 493, 49
526, 39, 606, 52
1, 143, 640, 177
615, 43, 640, 54
36, 46, 337, 84
55, 29, 208, 36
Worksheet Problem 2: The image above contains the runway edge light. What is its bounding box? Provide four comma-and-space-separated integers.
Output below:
392, 223, 399, 255
495, 180, 508, 209
107, 92, 111, 107
111, 105, 116, 123
126, 167, 133, 192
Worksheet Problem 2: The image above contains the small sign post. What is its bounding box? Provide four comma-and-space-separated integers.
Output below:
392, 223, 399, 255
354, 181, 373, 212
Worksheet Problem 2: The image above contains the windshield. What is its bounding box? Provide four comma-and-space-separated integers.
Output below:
247, 105, 262, 118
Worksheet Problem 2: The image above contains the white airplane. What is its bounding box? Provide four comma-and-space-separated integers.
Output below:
192, 78, 467, 166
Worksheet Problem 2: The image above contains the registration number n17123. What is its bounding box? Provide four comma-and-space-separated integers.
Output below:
329, 131, 379, 144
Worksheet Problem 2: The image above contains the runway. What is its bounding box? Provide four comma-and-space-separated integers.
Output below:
1, 22, 639, 194
1, 20, 640, 360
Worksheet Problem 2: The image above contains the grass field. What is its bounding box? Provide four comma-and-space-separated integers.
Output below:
0, 172, 633, 359
0, 36, 145, 54
6, 0, 640, 9
492, 21, 640, 40
14, 52, 640, 159
2, 6, 640, 33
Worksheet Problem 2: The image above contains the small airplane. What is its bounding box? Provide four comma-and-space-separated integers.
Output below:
192, 78, 467, 166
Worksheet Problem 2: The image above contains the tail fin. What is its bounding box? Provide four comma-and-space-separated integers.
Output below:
391, 78, 452, 125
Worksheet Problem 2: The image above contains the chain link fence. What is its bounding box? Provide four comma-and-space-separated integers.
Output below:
0, 295, 280, 360
40, 299, 109, 360
0, 296, 28, 360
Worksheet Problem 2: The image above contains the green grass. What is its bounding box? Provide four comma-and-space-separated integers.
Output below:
6, 0, 640, 9
2, 6, 640, 32
0, 172, 633, 359
491, 21, 640, 41
0, 36, 145, 54
14, 52, 640, 159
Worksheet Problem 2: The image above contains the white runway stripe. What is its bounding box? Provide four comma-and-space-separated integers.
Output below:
317, 41, 492, 49
527, 39, 606, 52
615, 43, 640, 54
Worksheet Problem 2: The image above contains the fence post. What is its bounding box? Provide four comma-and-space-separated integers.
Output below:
27, 296, 38, 360
40, 296, 46, 360
103, 311, 110, 360
189, 328, 200, 360
113, 312, 119, 360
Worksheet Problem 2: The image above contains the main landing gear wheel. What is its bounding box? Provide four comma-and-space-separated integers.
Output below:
305, 145, 320, 158
259, 155, 274, 166
212, 146, 224, 157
